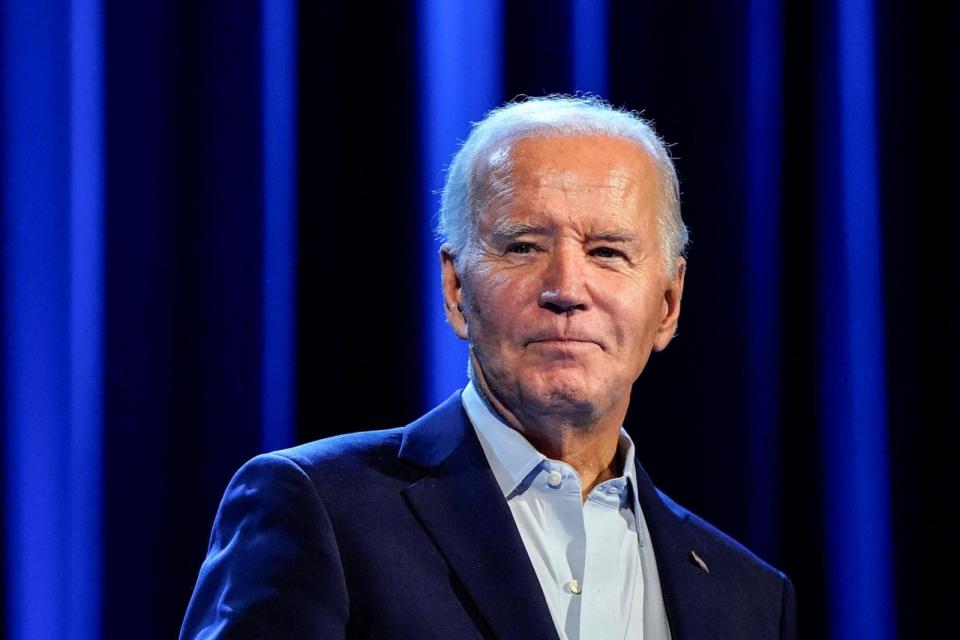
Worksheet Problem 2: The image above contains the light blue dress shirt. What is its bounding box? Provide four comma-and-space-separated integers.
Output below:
462, 382, 671, 640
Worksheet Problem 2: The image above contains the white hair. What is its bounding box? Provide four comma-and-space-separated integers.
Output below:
436, 95, 688, 275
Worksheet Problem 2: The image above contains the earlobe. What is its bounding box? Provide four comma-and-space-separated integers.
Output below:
440, 247, 469, 340
653, 257, 686, 352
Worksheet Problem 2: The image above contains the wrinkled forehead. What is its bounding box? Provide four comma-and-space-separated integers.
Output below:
474, 134, 663, 212
507, 133, 658, 170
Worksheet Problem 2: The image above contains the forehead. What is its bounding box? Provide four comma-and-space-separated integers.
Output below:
479, 134, 662, 229
505, 134, 659, 180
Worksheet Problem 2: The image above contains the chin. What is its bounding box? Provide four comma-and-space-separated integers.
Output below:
525, 375, 600, 416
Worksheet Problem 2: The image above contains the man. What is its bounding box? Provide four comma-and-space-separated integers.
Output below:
181, 96, 797, 639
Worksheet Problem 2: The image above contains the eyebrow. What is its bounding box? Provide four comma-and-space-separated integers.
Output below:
490, 221, 549, 242
585, 229, 637, 244
489, 220, 638, 244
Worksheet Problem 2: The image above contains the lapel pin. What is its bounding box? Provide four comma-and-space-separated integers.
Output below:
689, 550, 710, 574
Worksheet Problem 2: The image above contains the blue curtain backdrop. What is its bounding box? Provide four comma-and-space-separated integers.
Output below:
2, 0, 958, 638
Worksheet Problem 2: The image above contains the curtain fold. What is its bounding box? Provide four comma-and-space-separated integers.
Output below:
3, 1, 956, 637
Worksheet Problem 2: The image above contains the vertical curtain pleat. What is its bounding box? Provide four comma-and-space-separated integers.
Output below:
3, 0, 955, 637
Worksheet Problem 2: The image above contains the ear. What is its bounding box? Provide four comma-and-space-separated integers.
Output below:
440, 246, 469, 340
653, 257, 686, 352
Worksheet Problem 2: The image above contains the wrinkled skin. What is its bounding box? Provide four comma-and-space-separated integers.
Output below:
441, 134, 685, 481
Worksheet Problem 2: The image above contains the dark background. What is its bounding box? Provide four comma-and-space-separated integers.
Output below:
2, 1, 958, 638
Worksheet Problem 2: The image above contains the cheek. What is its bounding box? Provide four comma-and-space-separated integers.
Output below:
611, 292, 663, 348
464, 280, 520, 341
468, 271, 535, 317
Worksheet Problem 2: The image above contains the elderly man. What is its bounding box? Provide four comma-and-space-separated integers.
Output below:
181, 96, 797, 639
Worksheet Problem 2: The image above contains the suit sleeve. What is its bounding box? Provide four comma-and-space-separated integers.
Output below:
179, 453, 349, 639
779, 574, 798, 640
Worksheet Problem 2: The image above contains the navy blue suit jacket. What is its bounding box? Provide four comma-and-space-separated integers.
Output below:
181, 391, 797, 639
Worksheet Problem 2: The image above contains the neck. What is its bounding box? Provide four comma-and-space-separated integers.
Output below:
470, 356, 627, 500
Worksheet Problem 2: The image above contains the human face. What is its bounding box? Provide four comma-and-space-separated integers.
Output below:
441, 134, 685, 427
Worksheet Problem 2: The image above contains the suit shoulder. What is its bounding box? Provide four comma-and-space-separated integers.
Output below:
656, 488, 790, 583
268, 426, 406, 467
241, 427, 416, 496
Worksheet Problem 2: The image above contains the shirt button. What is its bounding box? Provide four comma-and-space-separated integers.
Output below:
566, 579, 582, 595
547, 470, 562, 487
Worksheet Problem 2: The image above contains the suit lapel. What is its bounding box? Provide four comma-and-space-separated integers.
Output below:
398, 393, 736, 639
399, 392, 559, 640
633, 461, 731, 640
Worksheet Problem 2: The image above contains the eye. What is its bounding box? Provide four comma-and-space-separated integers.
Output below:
506, 242, 538, 255
590, 246, 625, 259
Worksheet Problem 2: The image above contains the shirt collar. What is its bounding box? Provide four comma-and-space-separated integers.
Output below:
461, 381, 642, 510
462, 381, 544, 498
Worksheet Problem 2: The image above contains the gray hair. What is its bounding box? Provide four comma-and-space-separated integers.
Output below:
436, 95, 688, 275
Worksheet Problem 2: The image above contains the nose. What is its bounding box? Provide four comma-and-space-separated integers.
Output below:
537, 247, 589, 314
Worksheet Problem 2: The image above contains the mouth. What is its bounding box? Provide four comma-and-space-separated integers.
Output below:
526, 336, 603, 350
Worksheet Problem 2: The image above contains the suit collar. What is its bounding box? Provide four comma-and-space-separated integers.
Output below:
399, 389, 559, 639
397, 390, 469, 468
